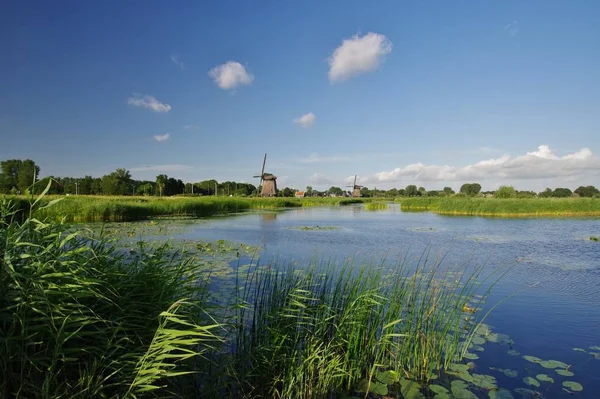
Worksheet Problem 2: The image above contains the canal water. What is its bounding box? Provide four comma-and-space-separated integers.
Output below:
115, 204, 600, 397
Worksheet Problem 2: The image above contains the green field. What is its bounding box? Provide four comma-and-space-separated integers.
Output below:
6, 195, 365, 222
397, 197, 600, 217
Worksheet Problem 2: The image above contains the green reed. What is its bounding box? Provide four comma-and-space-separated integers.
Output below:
0, 193, 220, 398
4, 195, 368, 222
398, 197, 600, 217
224, 255, 497, 398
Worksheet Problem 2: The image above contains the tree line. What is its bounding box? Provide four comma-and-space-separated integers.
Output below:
1, 159, 598, 198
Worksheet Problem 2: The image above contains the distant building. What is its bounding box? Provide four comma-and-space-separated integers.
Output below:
295, 191, 306, 198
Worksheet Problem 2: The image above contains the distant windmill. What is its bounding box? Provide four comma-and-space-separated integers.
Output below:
253, 153, 278, 197
346, 175, 363, 197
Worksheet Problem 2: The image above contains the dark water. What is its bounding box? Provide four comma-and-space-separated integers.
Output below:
134, 205, 600, 397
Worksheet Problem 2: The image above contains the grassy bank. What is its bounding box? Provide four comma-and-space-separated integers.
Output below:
397, 197, 600, 217
1, 197, 500, 398
3, 195, 366, 222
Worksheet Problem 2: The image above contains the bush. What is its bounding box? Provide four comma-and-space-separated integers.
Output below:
495, 186, 517, 198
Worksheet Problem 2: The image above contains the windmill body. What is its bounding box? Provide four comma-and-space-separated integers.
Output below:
253, 154, 278, 197
346, 175, 363, 197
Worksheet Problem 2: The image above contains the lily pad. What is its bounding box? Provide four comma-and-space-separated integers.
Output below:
523, 377, 540, 387
590, 352, 600, 359
472, 336, 486, 345
400, 379, 425, 399
449, 363, 470, 373
472, 374, 497, 390
376, 370, 399, 384
489, 389, 514, 399
491, 368, 518, 378
523, 355, 542, 364
451, 386, 478, 399
356, 379, 388, 395
562, 381, 583, 392
536, 374, 554, 383
430, 384, 449, 395
556, 369, 574, 377
471, 345, 485, 352
507, 349, 520, 356
487, 333, 511, 344
451, 380, 468, 390
589, 345, 600, 350
573, 348, 587, 353
464, 352, 479, 360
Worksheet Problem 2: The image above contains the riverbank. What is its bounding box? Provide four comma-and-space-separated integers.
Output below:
7, 195, 365, 222
397, 197, 600, 217
1, 198, 495, 398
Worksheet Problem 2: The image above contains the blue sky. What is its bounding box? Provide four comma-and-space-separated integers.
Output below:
1, 0, 599, 191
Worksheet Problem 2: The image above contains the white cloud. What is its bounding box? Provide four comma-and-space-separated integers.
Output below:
293, 112, 316, 128
209, 61, 254, 90
153, 133, 170, 142
171, 54, 185, 69
505, 21, 518, 37
130, 164, 193, 172
183, 124, 199, 130
328, 32, 392, 83
309, 173, 333, 185
297, 153, 350, 164
365, 145, 600, 184
128, 95, 171, 113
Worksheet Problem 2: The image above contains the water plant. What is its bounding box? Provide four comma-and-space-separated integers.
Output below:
364, 201, 389, 210
397, 197, 600, 217
0, 193, 220, 398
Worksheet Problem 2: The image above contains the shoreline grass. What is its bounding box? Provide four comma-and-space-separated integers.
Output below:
397, 197, 600, 217
2, 195, 502, 398
4, 195, 366, 222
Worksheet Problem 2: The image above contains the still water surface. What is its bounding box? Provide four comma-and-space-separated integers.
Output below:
131, 204, 600, 397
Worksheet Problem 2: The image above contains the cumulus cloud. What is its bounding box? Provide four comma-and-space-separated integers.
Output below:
293, 112, 316, 128
153, 133, 170, 142
209, 61, 254, 90
328, 32, 392, 83
363, 145, 600, 184
171, 54, 185, 69
309, 173, 333, 185
297, 153, 350, 164
128, 95, 171, 113
130, 164, 193, 172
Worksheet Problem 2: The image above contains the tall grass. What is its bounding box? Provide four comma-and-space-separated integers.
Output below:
397, 197, 600, 217
364, 201, 389, 210
225, 256, 496, 398
0, 195, 220, 398
2, 191, 503, 398
4, 195, 367, 222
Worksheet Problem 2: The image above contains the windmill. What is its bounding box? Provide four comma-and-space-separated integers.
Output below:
253, 153, 278, 197
346, 175, 363, 197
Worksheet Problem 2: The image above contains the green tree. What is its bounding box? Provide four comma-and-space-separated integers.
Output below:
156, 175, 168, 196
0, 159, 24, 193
552, 188, 572, 198
538, 188, 553, 198
101, 169, 132, 195
443, 186, 455, 195
405, 185, 418, 197
574, 185, 599, 198
306, 186, 313, 196
495, 185, 517, 198
360, 187, 371, 197
17, 160, 40, 194
460, 183, 482, 196
328, 186, 344, 196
